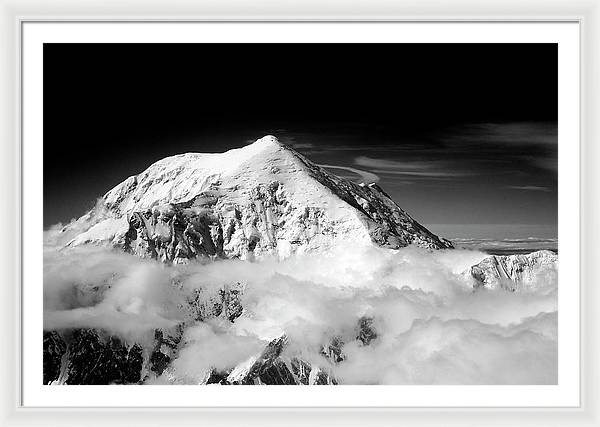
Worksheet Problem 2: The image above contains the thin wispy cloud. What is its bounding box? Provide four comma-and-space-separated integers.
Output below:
355, 156, 435, 170
438, 122, 558, 175
319, 164, 380, 184
354, 156, 475, 180
444, 122, 558, 146
291, 142, 315, 150
371, 170, 474, 178
507, 186, 551, 192
530, 158, 558, 173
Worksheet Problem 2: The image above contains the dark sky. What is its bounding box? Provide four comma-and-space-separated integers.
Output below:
43, 43, 557, 231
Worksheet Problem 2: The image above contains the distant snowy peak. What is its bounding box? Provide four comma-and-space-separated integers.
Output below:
66, 135, 452, 262
470, 250, 558, 292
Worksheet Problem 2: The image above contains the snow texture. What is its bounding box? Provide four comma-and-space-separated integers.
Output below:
66, 135, 452, 263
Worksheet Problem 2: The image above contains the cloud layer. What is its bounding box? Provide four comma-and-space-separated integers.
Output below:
43, 229, 558, 384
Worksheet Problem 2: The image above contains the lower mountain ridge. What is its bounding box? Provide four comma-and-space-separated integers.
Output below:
470, 250, 558, 292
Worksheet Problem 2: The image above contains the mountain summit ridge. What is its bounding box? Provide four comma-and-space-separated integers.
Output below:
65, 135, 452, 262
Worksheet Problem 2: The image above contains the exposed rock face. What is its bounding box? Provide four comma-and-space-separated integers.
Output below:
322, 335, 346, 364
43, 327, 184, 385
227, 316, 380, 386
356, 316, 378, 346
64, 330, 144, 385
149, 327, 184, 376
43, 308, 379, 385
289, 358, 335, 385
43, 331, 67, 385
184, 282, 245, 323
470, 250, 558, 292
227, 335, 293, 385
64, 136, 452, 263
43, 329, 144, 385
226, 334, 339, 386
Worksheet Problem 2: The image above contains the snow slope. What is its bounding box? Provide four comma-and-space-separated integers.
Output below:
65, 135, 452, 262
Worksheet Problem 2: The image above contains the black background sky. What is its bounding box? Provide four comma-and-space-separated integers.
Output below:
43, 43, 558, 233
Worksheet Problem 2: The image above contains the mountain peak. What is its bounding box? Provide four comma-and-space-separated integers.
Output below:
249, 135, 283, 148
66, 136, 453, 261
238, 135, 296, 162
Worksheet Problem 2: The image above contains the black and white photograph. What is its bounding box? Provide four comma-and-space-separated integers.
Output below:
42, 43, 558, 386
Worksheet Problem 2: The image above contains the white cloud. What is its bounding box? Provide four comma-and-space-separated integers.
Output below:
354, 156, 475, 179
43, 235, 558, 384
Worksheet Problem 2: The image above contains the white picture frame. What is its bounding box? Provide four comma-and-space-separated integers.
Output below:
1, 0, 599, 425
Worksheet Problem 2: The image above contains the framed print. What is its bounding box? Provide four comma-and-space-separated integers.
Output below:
1, 1, 599, 426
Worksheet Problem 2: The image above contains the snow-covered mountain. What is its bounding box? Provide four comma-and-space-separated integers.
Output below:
64, 135, 452, 262
44, 136, 560, 386
470, 250, 558, 292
